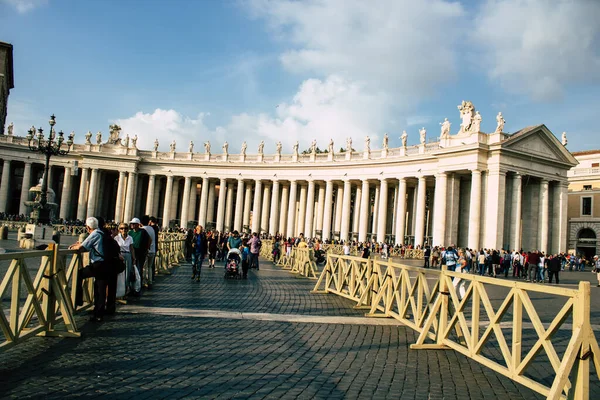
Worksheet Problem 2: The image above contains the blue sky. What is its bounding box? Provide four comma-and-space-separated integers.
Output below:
1, 0, 599, 153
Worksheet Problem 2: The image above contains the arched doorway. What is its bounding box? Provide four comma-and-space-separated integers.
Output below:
576, 228, 597, 260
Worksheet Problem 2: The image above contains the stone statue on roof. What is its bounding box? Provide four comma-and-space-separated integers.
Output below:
458, 100, 475, 133
170, 140, 176, 152
132, 135, 138, 148
364, 136, 370, 153
108, 124, 122, 144
153, 138, 159, 151
383, 133, 389, 150
310, 139, 317, 154
189, 140, 194, 153
241, 141, 247, 155
346, 137, 352, 152
495, 112, 505, 134
6, 122, 13, 135
223, 141, 228, 155
85, 131, 92, 144
401, 130, 407, 147
96, 131, 102, 145
204, 141, 210, 154
123, 134, 130, 148
440, 118, 451, 139
562, 131, 568, 146
258, 140, 264, 154
472, 111, 482, 133
328, 138, 334, 155
276, 141, 282, 155
419, 127, 426, 144
293, 141, 299, 156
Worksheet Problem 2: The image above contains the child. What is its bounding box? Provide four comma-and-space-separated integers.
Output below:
241, 239, 250, 279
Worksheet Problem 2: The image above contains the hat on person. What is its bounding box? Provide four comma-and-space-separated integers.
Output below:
594, 255, 598, 259
130, 217, 141, 224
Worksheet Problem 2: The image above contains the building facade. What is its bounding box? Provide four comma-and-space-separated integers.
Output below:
567, 150, 600, 258
0, 41, 14, 136
0, 105, 577, 253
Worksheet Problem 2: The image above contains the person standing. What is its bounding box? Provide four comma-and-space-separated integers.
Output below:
207, 230, 218, 268
527, 250, 541, 282
191, 225, 207, 282
547, 254, 561, 284
128, 218, 151, 289
593, 255, 600, 287
249, 232, 262, 270
140, 215, 156, 289
423, 246, 431, 268
115, 223, 136, 295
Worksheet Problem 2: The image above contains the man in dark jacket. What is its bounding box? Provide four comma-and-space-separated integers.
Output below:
547, 254, 561, 284
192, 225, 207, 282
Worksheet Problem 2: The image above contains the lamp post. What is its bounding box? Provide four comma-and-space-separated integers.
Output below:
26, 114, 74, 224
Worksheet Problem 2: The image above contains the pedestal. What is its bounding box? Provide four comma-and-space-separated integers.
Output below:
310, 153, 316, 162
363, 151, 370, 160
240, 154, 246, 162
205, 153, 210, 161
400, 147, 406, 156
257, 154, 264, 163
345, 152, 352, 161
21, 224, 55, 248
327, 153, 334, 161
381, 149, 388, 159
275, 154, 281, 162
419, 144, 425, 154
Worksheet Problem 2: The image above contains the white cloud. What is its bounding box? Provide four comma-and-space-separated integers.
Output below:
2, 0, 47, 13
245, 0, 466, 99
473, 0, 600, 100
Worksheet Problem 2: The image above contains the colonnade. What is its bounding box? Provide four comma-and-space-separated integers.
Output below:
0, 158, 569, 254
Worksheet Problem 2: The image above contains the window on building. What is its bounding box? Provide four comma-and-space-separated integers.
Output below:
592, 163, 599, 168
582, 197, 592, 216
584, 185, 592, 191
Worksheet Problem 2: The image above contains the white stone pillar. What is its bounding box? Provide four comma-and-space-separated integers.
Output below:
152, 178, 161, 217
162, 176, 174, 228
286, 180, 298, 238
243, 183, 252, 232
484, 170, 506, 250
269, 180, 280, 235
358, 180, 370, 243
77, 168, 90, 221
297, 183, 307, 235
251, 179, 262, 233
539, 179, 549, 253
511, 173, 522, 251
216, 178, 227, 232
556, 182, 569, 253
188, 179, 198, 222
376, 178, 388, 243
394, 178, 407, 245
260, 183, 270, 233
46, 166, 54, 193
334, 184, 344, 235
180, 176, 192, 229
414, 176, 427, 248
432, 173, 447, 247
340, 180, 352, 242
224, 183, 235, 231
198, 177, 209, 227
59, 167, 72, 220
123, 171, 137, 222
352, 185, 362, 236
169, 178, 180, 221
371, 185, 379, 236
145, 174, 156, 215
234, 179, 245, 232
19, 162, 32, 215
0, 160, 11, 213
279, 184, 289, 235
304, 180, 315, 238
86, 168, 99, 218
206, 180, 216, 226
316, 184, 325, 234
468, 170, 482, 250
322, 180, 334, 241
112, 171, 125, 222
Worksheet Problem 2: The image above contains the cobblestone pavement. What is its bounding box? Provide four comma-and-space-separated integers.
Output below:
1, 241, 599, 398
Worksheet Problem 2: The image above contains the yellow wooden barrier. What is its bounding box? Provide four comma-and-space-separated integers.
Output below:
290, 247, 319, 279
312, 255, 600, 399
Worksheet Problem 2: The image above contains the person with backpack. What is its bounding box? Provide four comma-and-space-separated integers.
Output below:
249, 232, 262, 270
444, 247, 458, 271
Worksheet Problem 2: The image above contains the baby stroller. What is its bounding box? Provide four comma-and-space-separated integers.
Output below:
224, 248, 242, 279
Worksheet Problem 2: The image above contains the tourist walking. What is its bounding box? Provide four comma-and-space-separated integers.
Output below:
140, 215, 156, 289
191, 225, 207, 282
207, 231, 218, 268
527, 250, 540, 282
547, 254, 561, 284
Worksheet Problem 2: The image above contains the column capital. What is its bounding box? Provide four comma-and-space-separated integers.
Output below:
513, 172, 522, 179
119, 170, 126, 177
470, 169, 482, 175
379, 177, 388, 183
540, 178, 549, 185
435, 171, 448, 179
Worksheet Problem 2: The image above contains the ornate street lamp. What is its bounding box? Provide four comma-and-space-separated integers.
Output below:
25, 114, 74, 224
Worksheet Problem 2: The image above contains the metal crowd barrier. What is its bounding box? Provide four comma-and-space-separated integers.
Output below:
312, 253, 600, 400
1, 236, 186, 352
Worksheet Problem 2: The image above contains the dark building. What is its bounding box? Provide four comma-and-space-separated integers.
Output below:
0, 41, 14, 135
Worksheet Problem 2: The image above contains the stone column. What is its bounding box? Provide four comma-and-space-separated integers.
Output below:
86, 168, 99, 217
19, 162, 32, 215
394, 178, 407, 245
315, 184, 325, 234
206, 181, 216, 226
260, 183, 270, 233
216, 178, 227, 232
198, 177, 209, 227
123, 171, 137, 223
484, 170, 506, 250
304, 180, 315, 238
243, 183, 252, 231
269, 180, 280, 235
297, 183, 307, 235
223, 183, 234, 231
376, 178, 388, 243
468, 170, 482, 250
134, 173, 144, 218
279, 184, 289, 235
432, 173, 447, 246
352, 185, 362, 237
251, 179, 262, 233
538, 179, 549, 253
0, 160, 11, 213
358, 180, 370, 243
414, 176, 427, 248
234, 179, 245, 232
286, 180, 298, 238
77, 168, 90, 220
511, 173, 522, 251
162, 176, 174, 228
46, 166, 54, 193
371, 185, 379, 236
145, 174, 156, 215
180, 176, 192, 229
59, 167, 72, 220
152, 178, 161, 217
169, 178, 180, 221
334, 184, 344, 235
556, 182, 569, 253
188, 179, 197, 223
340, 180, 352, 242
322, 180, 334, 241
